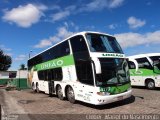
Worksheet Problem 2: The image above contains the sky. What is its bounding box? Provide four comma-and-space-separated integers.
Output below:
0, 0, 160, 70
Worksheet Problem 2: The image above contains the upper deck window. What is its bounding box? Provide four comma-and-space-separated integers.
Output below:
86, 33, 123, 53
28, 41, 70, 69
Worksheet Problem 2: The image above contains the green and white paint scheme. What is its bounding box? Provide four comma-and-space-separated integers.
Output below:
128, 53, 160, 89
28, 31, 132, 105
34, 55, 75, 71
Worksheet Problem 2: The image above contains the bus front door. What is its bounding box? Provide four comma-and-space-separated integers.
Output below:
48, 80, 55, 95
70, 35, 95, 101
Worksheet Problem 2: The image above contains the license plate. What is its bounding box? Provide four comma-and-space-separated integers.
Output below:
117, 96, 123, 100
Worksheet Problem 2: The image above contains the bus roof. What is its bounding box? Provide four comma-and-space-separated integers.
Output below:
128, 53, 160, 59
28, 31, 114, 60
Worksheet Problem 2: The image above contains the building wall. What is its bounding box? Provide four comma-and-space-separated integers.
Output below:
0, 70, 29, 89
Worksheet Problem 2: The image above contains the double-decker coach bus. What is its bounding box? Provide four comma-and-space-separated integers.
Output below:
28, 31, 132, 105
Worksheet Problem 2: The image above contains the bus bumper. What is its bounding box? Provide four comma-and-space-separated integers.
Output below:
155, 80, 160, 87
93, 89, 132, 105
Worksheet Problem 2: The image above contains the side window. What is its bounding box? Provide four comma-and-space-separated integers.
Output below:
150, 56, 160, 62
38, 68, 63, 81
136, 57, 152, 69
44, 70, 48, 81
76, 61, 94, 85
42, 52, 47, 62
41, 46, 60, 62
59, 41, 70, 57
38, 70, 44, 80
54, 46, 60, 58
48, 70, 52, 81
128, 61, 136, 69
70, 35, 88, 53
28, 41, 70, 68
54, 68, 63, 81
70, 35, 94, 86
51, 69, 55, 80
48, 47, 56, 60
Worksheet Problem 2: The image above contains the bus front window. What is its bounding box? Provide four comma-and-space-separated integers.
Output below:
150, 56, 160, 72
86, 33, 123, 53
96, 58, 130, 87
153, 61, 160, 73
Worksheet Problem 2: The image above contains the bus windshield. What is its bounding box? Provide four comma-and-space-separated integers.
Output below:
96, 58, 130, 87
150, 56, 160, 70
150, 56, 160, 62
86, 33, 123, 53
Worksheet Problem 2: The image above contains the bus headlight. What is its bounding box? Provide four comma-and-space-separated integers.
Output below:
97, 92, 110, 96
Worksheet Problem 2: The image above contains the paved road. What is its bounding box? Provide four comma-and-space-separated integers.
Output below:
0, 89, 31, 120
0, 87, 160, 120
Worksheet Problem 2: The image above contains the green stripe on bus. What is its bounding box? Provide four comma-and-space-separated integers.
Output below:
100, 83, 131, 94
129, 69, 159, 76
34, 55, 75, 71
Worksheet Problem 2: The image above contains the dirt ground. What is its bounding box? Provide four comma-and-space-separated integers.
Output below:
0, 87, 160, 120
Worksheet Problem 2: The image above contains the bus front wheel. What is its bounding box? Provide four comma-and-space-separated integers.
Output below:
146, 80, 155, 89
32, 83, 35, 92
36, 83, 40, 93
57, 85, 64, 100
67, 86, 75, 104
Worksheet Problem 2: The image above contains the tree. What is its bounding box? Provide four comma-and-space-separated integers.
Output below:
0, 49, 12, 71
19, 64, 27, 70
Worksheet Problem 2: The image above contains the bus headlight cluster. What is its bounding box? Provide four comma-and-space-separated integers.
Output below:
97, 92, 110, 96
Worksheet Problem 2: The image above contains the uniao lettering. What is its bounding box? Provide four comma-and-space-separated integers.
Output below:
41, 60, 64, 69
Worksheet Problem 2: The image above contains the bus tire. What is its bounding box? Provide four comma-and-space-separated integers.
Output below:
57, 85, 64, 100
146, 79, 155, 89
36, 83, 40, 93
67, 86, 75, 104
32, 83, 36, 92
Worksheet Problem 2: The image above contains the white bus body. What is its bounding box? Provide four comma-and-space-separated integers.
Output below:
28, 31, 132, 105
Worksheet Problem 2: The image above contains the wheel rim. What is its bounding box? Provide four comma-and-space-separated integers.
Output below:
36, 85, 39, 92
58, 86, 63, 98
68, 87, 74, 101
32, 84, 34, 90
148, 82, 154, 88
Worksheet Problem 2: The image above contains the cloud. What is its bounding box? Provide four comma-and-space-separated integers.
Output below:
51, 11, 70, 22
146, 2, 151, 6
108, 24, 118, 29
85, 25, 95, 30
115, 30, 160, 48
5, 53, 13, 56
34, 39, 52, 48
0, 45, 12, 56
2, 4, 47, 28
15, 54, 27, 61
50, 5, 61, 11
51, 5, 76, 22
50, 0, 124, 22
0, 44, 12, 51
57, 27, 73, 39
34, 22, 76, 48
127, 16, 146, 29
109, 0, 125, 8
80, 0, 125, 12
